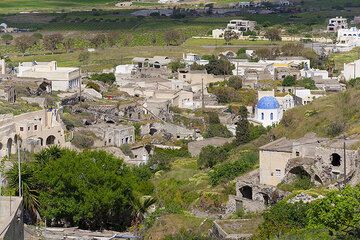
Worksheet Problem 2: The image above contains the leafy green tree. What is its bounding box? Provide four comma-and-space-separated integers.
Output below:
236, 48, 247, 59
14, 35, 37, 54
258, 200, 310, 239
224, 30, 237, 45
91, 33, 107, 48
197, 145, 229, 169
164, 30, 183, 46
282, 75, 296, 86
307, 186, 360, 237
190, 62, 205, 70
297, 77, 316, 89
205, 58, 234, 75
90, 73, 116, 84
204, 124, 232, 138
168, 60, 186, 72
207, 111, 220, 124
235, 106, 250, 145
6, 147, 154, 230
265, 28, 282, 41
43, 33, 64, 53
227, 76, 242, 90
209, 151, 258, 185
249, 124, 268, 141
210, 86, 241, 103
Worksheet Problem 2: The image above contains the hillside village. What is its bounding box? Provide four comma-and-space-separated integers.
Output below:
2, 0, 360, 240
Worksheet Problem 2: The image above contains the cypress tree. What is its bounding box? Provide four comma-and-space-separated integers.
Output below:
236, 106, 250, 145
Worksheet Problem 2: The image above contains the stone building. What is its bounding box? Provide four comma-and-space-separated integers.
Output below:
0, 109, 66, 158
89, 123, 135, 147
0, 86, 16, 103
231, 133, 360, 213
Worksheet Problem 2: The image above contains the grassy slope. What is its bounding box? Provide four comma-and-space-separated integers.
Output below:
271, 89, 360, 140
147, 158, 230, 239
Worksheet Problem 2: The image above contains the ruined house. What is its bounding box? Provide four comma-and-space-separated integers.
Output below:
88, 123, 135, 147
0, 85, 16, 103
0, 109, 66, 158
231, 133, 360, 213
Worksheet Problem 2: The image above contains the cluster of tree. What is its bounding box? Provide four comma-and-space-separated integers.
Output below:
256, 43, 305, 60
258, 185, 360, 239
203, 112, 232, 139
12, 32, 120, 55
265, 28, 282, 41
282, 76, 317, 90
90, 73, 116, 84
205, 55, 235, 75
197, 144, 231, 169
168, 59, 186, 72
6, 146, 154, 231
164, 30, 185, 46
148, 147, 190, 171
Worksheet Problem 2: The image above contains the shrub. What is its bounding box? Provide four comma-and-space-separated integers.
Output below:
326, 122, 344, 137
209, 151, 258, 185
258, 201, 310, 239
204, 124, 232, 138
197, 145, 229, 169
227, 76, 242, 90
90, 73, 115, 84
148, 147, 190, 171
71, 131, 94, 149
282, 75, 296, 86
86, 81, 100, 92
297, 78, 316, 89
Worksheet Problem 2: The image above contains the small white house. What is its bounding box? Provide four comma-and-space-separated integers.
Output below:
17, 61, 81, 92
342, 59, 360, 81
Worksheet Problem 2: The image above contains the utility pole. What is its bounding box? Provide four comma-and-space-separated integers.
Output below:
201, 78, 205, 110
17, 140, 21, 197
343, 136, 347, 185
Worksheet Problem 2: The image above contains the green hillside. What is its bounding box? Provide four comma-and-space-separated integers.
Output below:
271, 89, 360, 140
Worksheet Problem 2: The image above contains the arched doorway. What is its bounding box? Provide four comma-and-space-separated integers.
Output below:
46, 135, 56, 145
240, 186, 253, 200
38, 138, 43, 146
7, 138, 13, 157
331, 153, 341, 166
0, 142, 3, 158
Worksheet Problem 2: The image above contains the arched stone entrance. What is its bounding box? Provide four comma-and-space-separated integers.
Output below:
331, 153, 341, 166
239, 185, 253, 200
46, 135, 56, 145
6, 138, 13, 157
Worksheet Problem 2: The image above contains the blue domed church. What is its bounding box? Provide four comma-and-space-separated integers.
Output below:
255, 96, 283, 127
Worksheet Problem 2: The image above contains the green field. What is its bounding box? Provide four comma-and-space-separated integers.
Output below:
0, 0, 118, 13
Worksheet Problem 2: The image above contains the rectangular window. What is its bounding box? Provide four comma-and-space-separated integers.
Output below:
296, 151, 300, 157
275, 169, 281, 177
20, 127, 24, 131
28, 126, 30, 131
34, 125, 38, 130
